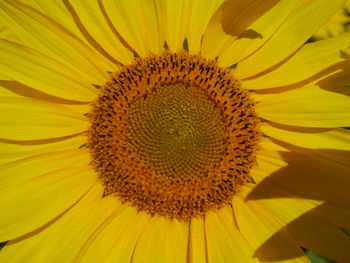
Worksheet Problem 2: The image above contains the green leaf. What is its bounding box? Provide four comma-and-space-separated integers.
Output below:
304, 249, 338, 263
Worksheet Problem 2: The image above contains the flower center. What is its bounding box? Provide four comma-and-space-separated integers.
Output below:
128, 83, 225, 180
88, 52, 259, 220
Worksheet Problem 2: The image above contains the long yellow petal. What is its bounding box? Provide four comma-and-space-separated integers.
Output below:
0, 97, 88, 140
132, 217, 189, 263
154, 0, 192, 52
0, 0, 110, 83
243, 33, 350, 89
255, 84, 350, 127
235, 138, 288, 200
235, 197, 311, 263
233, 197, 271, 250
250, 198, 320, 231
201, 0, 282, 60
205, 206, 258, 263
0, 39, 97, 102
235, 0, 346, 79
0, 184, 118, 263
23, 0, 82, 39
0, 82, 17, 94
0, 135, 86, 165
189, 217, 207, 263
60, 0, 133, 65
25, 0, 130, 67
252, 199, 350, 263
218, 0, 299, 67
0, 149, 90, 197
76, 206, 149, 263
248, 149, 350, 207
102, 0, 162, 56
186, 0, 224, 54
0, 151, 96, 241
0, 23, 18, 41
262, 123, 350, 151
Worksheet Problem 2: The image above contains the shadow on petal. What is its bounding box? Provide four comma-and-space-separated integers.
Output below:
246, 140, 350, 262
0, 80, 89, 105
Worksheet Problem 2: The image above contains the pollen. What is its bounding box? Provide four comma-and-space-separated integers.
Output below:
88, 52, 260, 221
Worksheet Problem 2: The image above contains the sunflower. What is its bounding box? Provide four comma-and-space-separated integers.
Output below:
0, 0, 350, 263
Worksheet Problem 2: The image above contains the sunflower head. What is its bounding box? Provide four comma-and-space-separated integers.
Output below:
88, 52, 260, 220
0, 0, 349, 262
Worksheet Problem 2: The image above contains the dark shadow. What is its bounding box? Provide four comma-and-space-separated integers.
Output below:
248, 142, 350, 208
340, 49, 350, 60
0, 80, 89, 105
218, 0, 279, 38
0, 133, 84, 145
238, 29, 263, 40
62, 0, 122, 66
254, 204, 349, 263
96, 0, 137, 57
243, 36, 350, 88
253, 59, 350, 95
246, 138, 350, 262
0, 242, 6, 251
316, 61, 350, 97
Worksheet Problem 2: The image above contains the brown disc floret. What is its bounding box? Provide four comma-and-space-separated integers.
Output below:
88, 52, 260, 220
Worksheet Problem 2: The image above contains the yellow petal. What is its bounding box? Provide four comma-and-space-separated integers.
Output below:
250, 198, 320, 230
0, 135, 86, 165
248, 149, 350, 208
255, 84, 350, 127
78, 207, 150, 263
0, 97, 88, 140
233, 197, 271, 250
0, 82, 16, 95
262, 123, 350, 151
189, 217, 207, 263
102, 0, 162, 56
255, 200, 350, 263
243, 154, 282, 188
290, 214, 350, 263
0, 23, 18, 41
235, 0, 346, 79
243, 33, 350, 89
201, 0, 282, 60
23, 0, 82, 38
0, 0, 110, 83
154, 0, 192, 52
186, 0, 224, 54
0, 149, 90, 197
24, 0, 127, 68
132, 217, 189, 263
0, 184, 118, 263
0, 39, 97, 102
205, 206, 258, 263
258, 136, 289, 152
218, 0, 299, 67
235, 197, 310, 263
65, 104, 91, 116
62, 0, 133, 65
0, 151, 96, 241
0, 80, 96, 108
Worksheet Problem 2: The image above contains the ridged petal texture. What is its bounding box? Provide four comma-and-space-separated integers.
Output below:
0, 0, 349, 263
